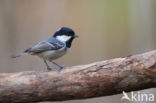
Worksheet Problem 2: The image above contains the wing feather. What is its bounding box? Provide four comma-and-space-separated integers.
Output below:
25, 41, 65, 54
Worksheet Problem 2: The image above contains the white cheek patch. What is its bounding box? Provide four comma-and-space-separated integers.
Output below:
56, 35, 71, 43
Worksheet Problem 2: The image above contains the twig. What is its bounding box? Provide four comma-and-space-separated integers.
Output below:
0, 50, 156, 103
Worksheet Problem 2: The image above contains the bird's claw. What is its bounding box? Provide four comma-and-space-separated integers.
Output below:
46, 67, 52, 71
57, 65, 66, 71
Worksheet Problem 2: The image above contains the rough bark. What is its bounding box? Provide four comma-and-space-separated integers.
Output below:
0, 50, 156, 103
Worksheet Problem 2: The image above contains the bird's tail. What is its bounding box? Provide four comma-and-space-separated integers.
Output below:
11, 52, 27, 58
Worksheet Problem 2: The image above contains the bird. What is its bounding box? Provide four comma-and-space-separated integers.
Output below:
11, 27, 78, 71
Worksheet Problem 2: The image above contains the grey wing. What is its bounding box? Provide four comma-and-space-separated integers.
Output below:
25, 41, 65, 54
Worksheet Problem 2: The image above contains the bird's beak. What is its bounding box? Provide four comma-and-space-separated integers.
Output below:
74, 34, 79, 38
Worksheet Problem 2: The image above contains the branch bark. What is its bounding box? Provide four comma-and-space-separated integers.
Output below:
0, 50, 156, 103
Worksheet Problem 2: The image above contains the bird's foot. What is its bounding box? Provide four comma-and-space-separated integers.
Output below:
46, 66, 52, 71
57, 65, 66, 71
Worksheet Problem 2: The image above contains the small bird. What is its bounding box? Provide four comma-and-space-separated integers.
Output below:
11, 27, 78, 71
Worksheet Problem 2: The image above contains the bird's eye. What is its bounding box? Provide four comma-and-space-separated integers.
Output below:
67, 33, 71, 36
69, 31, 74, 35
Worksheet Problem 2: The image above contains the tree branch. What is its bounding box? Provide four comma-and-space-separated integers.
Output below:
0, 50, 156, 103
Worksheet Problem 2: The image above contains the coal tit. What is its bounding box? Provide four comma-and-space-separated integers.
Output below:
11, 27, 78, 71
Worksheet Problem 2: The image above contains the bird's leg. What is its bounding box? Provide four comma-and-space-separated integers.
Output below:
51, 61, 65, 71
43, 59, 52, 71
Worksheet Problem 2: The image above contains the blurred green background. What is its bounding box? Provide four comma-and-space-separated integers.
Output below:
0, 0, 155, 103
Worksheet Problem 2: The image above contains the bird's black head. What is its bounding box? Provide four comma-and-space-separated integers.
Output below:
54, 27, 78, 48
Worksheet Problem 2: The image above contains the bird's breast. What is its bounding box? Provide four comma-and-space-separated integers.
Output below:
38, 47, 69, 61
